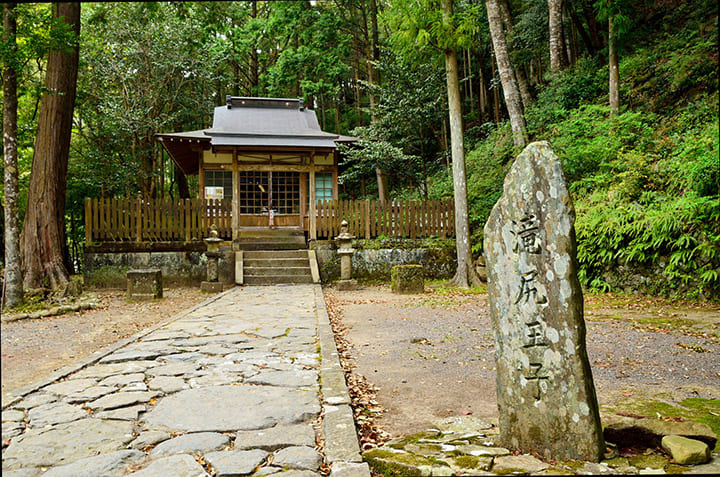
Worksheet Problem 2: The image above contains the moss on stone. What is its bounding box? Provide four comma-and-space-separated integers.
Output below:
386, 431, 440, 449
391, 264, 424, 294
558, 460, 586, 472
628, 453, 670, 469
681, 398, 720, 451
452, 455, 480, 469
604, 397, 720, 452
602, 456, 629, 467
664, 463, 691, 474
491, 467, 530, 475
541, 468, 576, 475
363, 448, 434, 476
84, 265, 130, 288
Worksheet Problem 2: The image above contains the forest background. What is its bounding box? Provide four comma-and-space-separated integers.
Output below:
1, 0, 718, 307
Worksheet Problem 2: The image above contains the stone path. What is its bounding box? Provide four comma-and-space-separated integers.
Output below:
2, 285, 369, 477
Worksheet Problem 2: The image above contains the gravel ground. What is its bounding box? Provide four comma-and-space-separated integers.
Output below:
324, 284, 720, 438
1, 287, 208, 403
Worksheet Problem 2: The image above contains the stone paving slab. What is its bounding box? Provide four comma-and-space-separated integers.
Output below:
2, 285, 368, 477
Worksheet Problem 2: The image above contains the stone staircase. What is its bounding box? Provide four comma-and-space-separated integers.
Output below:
234, 228, 307, 251
234, 229, 319, 285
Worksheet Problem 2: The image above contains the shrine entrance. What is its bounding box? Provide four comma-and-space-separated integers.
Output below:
237, 171, 301, 228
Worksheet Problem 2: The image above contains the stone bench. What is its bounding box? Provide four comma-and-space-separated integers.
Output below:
126, 268, 163, 300
391, 264, 424, 294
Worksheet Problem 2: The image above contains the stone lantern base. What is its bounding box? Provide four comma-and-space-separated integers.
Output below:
200, 281, 224, 293
336, 279, 358, 291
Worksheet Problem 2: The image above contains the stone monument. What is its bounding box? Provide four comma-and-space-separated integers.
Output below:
483, 141, 604, 461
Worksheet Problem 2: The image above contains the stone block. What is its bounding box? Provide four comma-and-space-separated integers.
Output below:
337, 279, 358, 291
126, 268, 162, 300
661, 435, 711, 465
201, 281, 224, 293
390, 264, 424, 294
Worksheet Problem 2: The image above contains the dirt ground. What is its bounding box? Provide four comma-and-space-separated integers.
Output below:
323, 284, 720, 439
1, 287, 208, 403
3, 282, 718, 444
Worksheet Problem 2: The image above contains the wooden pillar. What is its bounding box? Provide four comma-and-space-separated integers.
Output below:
198, 152, 205, 235
309, 155, 317, 241
232, 149, 239, 241
299, 169, 307, 230
333, 150, 340, 200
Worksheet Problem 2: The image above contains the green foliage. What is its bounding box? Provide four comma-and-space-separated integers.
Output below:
426, 122, 515, 256
418, 0, 719, 298
526, 58, 606, 132
576, 192, 719, 298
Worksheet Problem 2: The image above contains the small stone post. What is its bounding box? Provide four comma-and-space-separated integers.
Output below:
201, 224, 224, 293
335, 220, 357, 291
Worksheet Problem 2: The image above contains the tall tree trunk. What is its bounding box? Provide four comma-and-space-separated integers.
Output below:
490, 47, 501, 124
566, 4, 578, 65
441, 0, 481, 288
486, 0, 527, 147
478, 56, 488, 122
548, 0, 567, 72
569, 6, 596, 56
20, 2, 80, 293
466, 49, 474, 111
3, 2, 23, 308
498, 0, 533, 109
366, 0, 388, 203
250, 0, 259, 93
582, 2, 604, 53
174, 163, 190, 199
608, 16, 619, 115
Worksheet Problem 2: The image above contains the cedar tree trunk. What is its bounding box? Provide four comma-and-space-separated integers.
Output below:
608, 16, 619, 115
3, 2, 23, 308
486, 0, 528, 147
441, 0, 482, 288
498, 0, 533, 109
20, 2, 80, 293
549, 0, 567, 72
366, 0, 389, 203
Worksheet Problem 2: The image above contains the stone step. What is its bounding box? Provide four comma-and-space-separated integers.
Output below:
243, 275, 314, 285
236, 235, 305, 242
244, 250, 309, 260
236, 240, 306, 251
236, 228, 304, 237
244, 258, 309, 268
244, 266, 311, 277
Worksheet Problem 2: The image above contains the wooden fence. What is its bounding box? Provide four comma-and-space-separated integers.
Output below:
85, 197, 455, 243
313, 199, 454, 239
85, 197, 232, 243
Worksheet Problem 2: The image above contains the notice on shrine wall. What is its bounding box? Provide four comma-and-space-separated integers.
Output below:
205, 187, 224, 200
483, 141, 604, 462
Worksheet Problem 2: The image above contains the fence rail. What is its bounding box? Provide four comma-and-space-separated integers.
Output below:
314, 199, 454, 239
85, 197, 232, 243
85, 197, 455, 243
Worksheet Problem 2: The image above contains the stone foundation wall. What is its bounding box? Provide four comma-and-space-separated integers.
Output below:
84, 245, 235, 288
311, 238, 457, 282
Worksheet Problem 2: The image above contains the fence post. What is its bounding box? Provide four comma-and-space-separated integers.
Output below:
84, 198, 92, 243
136, 194, 142, 242
365, 200, 370, 239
